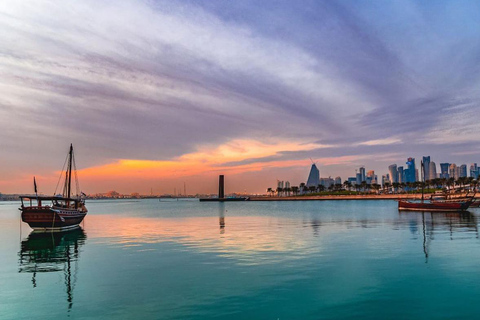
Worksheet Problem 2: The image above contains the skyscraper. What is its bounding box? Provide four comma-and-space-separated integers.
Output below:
422, 156, 430, 181
359, 167, 366, 182
459, 164, 467, 178
470, 163, 478, 179
405, 158, 416, 182
449, 163, 457, 180
388, 164, 398, 184
440, 163, 450, 179
356, 172, 362, 185
306, 164, 320, 187
429, 161, 437, 180
366, 170, 377, 184
397, 166, 404, 183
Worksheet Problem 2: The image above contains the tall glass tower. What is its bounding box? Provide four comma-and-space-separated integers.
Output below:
306, 164, 320, 187
422, 156, 430, 181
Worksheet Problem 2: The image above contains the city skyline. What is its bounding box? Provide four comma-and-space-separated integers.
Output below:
1, 1, 480, 194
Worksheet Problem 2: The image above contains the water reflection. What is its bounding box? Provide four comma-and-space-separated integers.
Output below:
18, 228, 87, 310
399, 211, 478, 261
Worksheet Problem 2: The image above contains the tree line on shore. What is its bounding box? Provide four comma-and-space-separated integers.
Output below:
267, 176, 479, 197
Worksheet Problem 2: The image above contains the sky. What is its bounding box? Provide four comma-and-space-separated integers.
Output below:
1, 0, 480, 195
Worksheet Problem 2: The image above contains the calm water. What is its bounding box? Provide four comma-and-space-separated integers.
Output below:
2, 199, 480, 319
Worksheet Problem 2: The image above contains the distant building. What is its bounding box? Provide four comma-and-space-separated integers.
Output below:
471, 163, 479, 179
388, 164, 398, 184
397, 166, 404, 183
367, 170, 377, 184
459, 164, 467, 178
277, 180, 284, 189
335, 176, 342, 185
359, 167, 366, 182
285, 181, 290, 189
348, 177, 357, 185
429, 161, 437, 180
422, 156, 431, 181
405, 158, 416, 182
382, 174, 390, 187
306, 164, 320, 187
356, 173, 362, 185
449, 164, 457, 180
320, 177, 334, 188
440, 163, 450, 179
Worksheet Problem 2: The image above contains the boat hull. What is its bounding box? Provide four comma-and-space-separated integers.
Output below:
21, 207, 86, 232
398, 200, 471, 212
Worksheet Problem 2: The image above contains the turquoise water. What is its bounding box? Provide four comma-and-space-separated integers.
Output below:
2, 199, 480, 319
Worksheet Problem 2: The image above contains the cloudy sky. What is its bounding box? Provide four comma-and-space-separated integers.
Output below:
1, 0, 479, 195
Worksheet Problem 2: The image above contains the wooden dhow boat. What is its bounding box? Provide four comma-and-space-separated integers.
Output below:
398, 161, 475, 212
19, 144, 87, 231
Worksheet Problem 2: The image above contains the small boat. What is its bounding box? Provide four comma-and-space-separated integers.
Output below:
19, 144, 88, 231
398, 161, 475, 212
398, 199, 473, 212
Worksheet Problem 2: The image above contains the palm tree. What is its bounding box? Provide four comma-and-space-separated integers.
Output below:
285, 187, 292, 196
360, 181, 367, 193
299, 182, 306, 194
309, 185, 316, 194
392, 182, 399, 193
384, 182, 391, 193
267, 187, 273, 197
317, 184, 325, 193
371, 183, 381, 194
276, 187, 283, 197
343, 180, 352, 192
447, 177, 455, 190
291, 186, 299, 196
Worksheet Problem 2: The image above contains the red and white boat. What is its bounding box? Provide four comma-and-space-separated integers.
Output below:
19, 144, 88, 231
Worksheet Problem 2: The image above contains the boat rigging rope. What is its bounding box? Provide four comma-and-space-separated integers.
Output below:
72, 152, 80, 197
54, 152, 69, 196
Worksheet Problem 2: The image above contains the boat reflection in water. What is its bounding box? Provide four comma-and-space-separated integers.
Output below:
398, 211, 478, 261
18, 228, 87, 310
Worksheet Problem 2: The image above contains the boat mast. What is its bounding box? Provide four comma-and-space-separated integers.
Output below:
421, 160, 425, 203
67, 144, 73, 200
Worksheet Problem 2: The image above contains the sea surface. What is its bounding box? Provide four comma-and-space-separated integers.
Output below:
2, 199, 480, 319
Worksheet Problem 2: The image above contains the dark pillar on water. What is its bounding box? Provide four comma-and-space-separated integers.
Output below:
219, 175, 225, 199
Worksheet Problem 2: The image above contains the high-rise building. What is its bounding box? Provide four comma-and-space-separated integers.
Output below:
356, 173, 362, 185
366, 170, 377, 184
405, 158, 416, 182
285, 181, 290, 189
397, 166, 404, 183
449, 164, 457, 180
382, 174, 389, 187
422, 156, 431, 181
335, 176, 342, 185
459, 164, 467, 178
306, 164, 320, 187
388, 164, 398, 184
429, 161, 437, 180
471, 163, 479, 179
359, 167, 366, 182
440, 163, 450, 179
320, 177, 334, 188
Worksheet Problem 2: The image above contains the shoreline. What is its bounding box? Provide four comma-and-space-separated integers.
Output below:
249, 194, 437, 201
